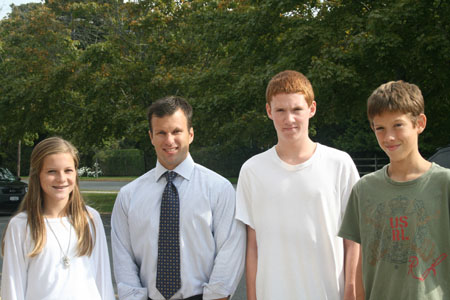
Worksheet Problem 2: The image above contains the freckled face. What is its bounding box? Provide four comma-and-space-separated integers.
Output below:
39, 153, 77, 207
372, 111, 426, 163
266, 93, 316, 143
149, 109, 194, 170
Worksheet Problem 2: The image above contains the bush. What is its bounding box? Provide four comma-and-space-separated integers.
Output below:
78, 164, 103, 177
95, 149, 145, 176
191, 144, 264, 178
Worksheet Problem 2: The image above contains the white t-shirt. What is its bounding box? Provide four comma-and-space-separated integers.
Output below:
236, 143, 360, 300
1, 207, 115, 300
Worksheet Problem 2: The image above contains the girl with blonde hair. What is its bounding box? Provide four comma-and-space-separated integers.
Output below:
1, 137, 115, 300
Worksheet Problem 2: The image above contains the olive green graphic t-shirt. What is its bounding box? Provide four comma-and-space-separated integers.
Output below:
339, 163, 450, 300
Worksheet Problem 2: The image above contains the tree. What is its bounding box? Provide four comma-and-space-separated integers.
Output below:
1, 0, 449, 176
0, 3, 78, 173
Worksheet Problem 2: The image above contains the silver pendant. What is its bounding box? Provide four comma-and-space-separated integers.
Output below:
62, 255, 70, 268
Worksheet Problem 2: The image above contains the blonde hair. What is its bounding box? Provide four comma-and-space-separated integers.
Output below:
367, 80, 424, 127
266, 70, 315, 106
2, 137, 95, 257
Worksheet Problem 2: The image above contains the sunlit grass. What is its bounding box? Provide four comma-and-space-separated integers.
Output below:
83, 192, 117, 213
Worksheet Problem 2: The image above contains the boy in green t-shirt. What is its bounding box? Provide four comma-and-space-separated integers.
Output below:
339, 80, 450, 299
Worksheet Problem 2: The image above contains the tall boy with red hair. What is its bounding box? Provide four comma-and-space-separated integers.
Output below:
236, 70, 361, 300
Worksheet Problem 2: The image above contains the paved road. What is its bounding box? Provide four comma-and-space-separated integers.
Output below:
21, 180, 128, 192
79, 181, 129, 192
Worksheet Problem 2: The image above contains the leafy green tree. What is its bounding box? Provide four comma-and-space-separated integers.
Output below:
1, 0, 449, 176
0, 3, 78, 168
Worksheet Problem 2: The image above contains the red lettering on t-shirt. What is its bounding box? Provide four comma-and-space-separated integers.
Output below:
408, 253, 447, 281
390, 216, 409, 241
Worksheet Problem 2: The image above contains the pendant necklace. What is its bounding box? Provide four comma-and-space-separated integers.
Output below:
45, 217, 72, 268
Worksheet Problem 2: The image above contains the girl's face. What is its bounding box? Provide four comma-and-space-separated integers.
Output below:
39, 152, 77, 209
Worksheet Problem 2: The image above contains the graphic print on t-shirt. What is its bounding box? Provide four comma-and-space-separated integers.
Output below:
362, 194, 446, 280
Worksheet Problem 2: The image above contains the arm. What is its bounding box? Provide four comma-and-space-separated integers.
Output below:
343, 239, 364, 300
246, 226, 257, 300
111, 191, 148, 300
203, 183, 246, 300
1, 217, 28, 300
90, 208, 116, 300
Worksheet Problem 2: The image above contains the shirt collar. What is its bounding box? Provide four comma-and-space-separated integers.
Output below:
155, 153, 194, 182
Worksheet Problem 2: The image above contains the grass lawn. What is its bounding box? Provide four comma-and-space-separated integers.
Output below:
228, 177, 237, 184
83, 192, 117, 213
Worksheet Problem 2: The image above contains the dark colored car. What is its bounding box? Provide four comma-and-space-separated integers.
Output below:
429, 146, 450, 169
0, 167, 28, 212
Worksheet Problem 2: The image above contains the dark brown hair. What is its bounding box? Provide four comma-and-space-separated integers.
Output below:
367, 80, 424, 126
147, 96, 193, 132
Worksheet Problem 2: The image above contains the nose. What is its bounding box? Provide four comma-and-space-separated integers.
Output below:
285, 112, 295, 123
55, 171, 66, 182
384, 129, 395, 142
165, 133, 175, 144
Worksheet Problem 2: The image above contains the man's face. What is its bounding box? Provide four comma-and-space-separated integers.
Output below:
266, 93, 316, 144
149, 109, 194, 170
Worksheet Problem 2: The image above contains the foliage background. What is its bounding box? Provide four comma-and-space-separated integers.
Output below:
1, 0, 449, 177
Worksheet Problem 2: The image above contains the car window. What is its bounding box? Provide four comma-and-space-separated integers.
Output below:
0, 167, 16, 181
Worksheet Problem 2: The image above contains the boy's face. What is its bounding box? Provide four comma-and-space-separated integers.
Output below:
149, 108, 194, 170
266, 93, 316, 144
372, 111, 426, 163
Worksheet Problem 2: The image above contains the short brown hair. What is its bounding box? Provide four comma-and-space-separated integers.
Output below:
266, 70, 315, 106
367, 80, 424, 126
147, 96, 193, 132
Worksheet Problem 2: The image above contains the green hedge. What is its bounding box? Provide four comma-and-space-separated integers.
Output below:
95, 149, 145, 176
191, 145, 264, 178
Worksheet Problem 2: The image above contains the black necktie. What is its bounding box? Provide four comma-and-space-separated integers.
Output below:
156, 171, 181, 299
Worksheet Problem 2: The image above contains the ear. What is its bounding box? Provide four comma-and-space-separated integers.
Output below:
266, 103, 273, 120
148, 130, 154, 146
189, 127, 194, 144
309, 101, 317, 118
416, 113, 427, 134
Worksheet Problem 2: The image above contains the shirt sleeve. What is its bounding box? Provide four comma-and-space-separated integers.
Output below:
111, 190, 148, 300
89, 208, 116, 300
338, 185, 362, 244
339, 154, 361, 218
235, 164, 254, 228
1, 217, 28, 300
202, 181, 246, 300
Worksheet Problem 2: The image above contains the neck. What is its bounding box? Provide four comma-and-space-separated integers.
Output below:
44, 201, 69, 219
275, 138, 316, 165
388, 154, 431, 182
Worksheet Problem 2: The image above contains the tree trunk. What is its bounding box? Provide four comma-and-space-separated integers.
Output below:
17, 140, 21, 177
